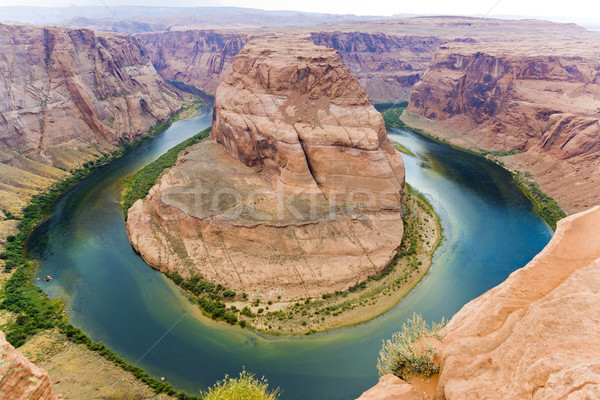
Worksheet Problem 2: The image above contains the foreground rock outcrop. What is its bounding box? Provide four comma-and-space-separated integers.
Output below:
358, 206, 600, 399
358, 375, 425, 400
127, 38, 405, 300
0, 330, 57, 400
406, 41, 600, 212
438, 206, 600, 399
0, 23, 186, 213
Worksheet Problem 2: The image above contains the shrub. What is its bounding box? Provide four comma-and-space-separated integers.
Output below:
241, 307, 254, 317
122, 127, 211, 216
201, 369, 280, 400
377, 313, 445, 382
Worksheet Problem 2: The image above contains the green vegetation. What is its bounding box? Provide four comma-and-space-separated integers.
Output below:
373, 101, 409, 112
122, 127, 211, 215
0, 102, 215, 399
201, 370, 280, 400
249, 184, 442, 334
0, 153, 128, 345
514, 172, 566, 229
381, 106, 408, 127
377, 313, 445, 382
1, 209, 18, 220
1, 261, 64, 347
58, 323, 200, 399
392, 117, 566, 230
166, 271, 240, 326
393, 142, 416, 158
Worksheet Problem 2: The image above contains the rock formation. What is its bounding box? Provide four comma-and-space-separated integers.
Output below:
135, 18, 590, 104
357, 375, 425, 400
126, 37, 405, 300
437, 206, 600, 399
406, 42, 600, 212
138, 30, 445, 102
211, 38, 405, 209
0, 23, 187, 213
137, 30, 248, 95
0, 330, 57, 400
357, 206, 600, 399
309, 32, 444, 102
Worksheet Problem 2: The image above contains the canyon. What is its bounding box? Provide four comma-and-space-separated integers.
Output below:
405, 41, 600, 213
0, 23, 188, 214
359, 206, 600, 399
0, 10, 599, 400
133, 18, 600, 213
126, 37, 405, 301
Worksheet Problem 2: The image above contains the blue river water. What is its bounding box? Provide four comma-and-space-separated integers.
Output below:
28, 106, 553, 399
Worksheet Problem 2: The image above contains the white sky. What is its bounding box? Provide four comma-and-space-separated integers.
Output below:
0, 0, 599, 23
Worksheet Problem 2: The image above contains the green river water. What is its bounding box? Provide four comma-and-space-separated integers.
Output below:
28, 105, 553, 399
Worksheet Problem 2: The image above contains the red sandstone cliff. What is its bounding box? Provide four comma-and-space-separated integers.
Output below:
126, 37, 405, 301
137, 30, 445, 102
358, 206, 600, 399
137, 30, 248, 95
135, 18, 590, 105
309, 32, 445, 102
406, 42, 600, 212
0, 23, 187, 213
0, 330, 57, 400
0, 23, 185, 165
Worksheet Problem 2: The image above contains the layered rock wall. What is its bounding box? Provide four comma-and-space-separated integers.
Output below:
211, 38, 405, 209
137, 30, 248, 95
407, 42, 600, 212
0, 23, 186, 212
138, 30, 445, 102
309, 32, 445, 102
0, 24, 185, 165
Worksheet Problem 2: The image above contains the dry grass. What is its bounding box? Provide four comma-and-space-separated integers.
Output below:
19, 329, 173, 400
201, 370, 280, 400
377, 313, 445, 382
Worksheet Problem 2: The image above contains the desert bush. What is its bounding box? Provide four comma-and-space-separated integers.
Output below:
122, 127, 211, 216
377, 313, 445, 381
202, 370, 280, 400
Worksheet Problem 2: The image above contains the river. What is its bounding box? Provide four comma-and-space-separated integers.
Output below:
28, 106, 553, 399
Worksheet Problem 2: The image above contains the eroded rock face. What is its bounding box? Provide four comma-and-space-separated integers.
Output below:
407, 42, 600, 212
138, 29, 444, 102
0, 23, 185, 168
137, 30, 248, 95
212, 38, 405, 210
0, 330, 57, 400
127, 38, 405, 300
310, 32, 444, 102
436, 206, 600, 399
359, 206, 600, 399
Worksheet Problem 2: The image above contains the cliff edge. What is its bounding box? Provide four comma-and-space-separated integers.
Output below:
358, 205, 600, 399
406, 42, 600, 213
0, 23, 187, 213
